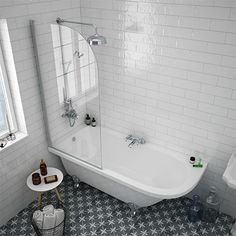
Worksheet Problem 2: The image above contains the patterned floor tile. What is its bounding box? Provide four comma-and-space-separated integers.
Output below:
0, 175, 233, 236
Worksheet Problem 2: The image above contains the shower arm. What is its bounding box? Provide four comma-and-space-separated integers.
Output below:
56, 17, 98, 34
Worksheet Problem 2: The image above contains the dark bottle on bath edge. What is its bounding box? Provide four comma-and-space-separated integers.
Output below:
91, 117, 96, 127
85, 114, 91, 125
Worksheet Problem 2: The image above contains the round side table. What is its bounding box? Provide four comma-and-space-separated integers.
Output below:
27, 167, 63, 209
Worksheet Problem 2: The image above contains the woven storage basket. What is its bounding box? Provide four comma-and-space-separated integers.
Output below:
32, 207, 65, 236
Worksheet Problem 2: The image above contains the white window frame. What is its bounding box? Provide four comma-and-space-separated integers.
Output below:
0, 44, 17, 139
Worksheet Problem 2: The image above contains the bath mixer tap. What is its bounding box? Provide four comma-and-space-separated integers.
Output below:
125, 134, 133, 142
125, 135, 145, 148
128, 139, 138, 148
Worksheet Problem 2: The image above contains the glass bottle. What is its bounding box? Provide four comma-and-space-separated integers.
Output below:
188, 195, 203, 222
202, 186, 220, 223
85, 114, 91, 125
91, 117, 96, 127
40, 159, 47, 176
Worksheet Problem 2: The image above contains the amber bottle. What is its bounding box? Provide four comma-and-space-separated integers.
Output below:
40, 159, 47, 176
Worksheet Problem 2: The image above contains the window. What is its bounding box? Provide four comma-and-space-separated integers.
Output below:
0, 45, 17, 139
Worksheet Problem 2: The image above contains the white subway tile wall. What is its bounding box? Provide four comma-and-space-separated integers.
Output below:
0, 0, 81, 226
80, 0, 236, 216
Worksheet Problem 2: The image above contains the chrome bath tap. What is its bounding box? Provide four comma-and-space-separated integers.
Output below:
125, 134, 145, 148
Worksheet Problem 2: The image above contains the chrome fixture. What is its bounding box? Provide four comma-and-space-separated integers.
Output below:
87, 33, 107, 46
56, 17, 107, 46
74, 50, 84, 58
72, 175, 81, 188
62, 98, 78, 127
125, 134, 145, 148
125, 134, 133, 142
127, 203, 139, 217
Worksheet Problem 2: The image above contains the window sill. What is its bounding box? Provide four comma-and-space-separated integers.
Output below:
0, 132, 28, 152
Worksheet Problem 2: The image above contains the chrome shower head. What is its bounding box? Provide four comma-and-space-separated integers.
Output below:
56, 17, 107, 46
87, 33, 107, 46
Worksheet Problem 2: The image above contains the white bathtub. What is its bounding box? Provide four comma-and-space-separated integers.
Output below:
49, 126, 207, 207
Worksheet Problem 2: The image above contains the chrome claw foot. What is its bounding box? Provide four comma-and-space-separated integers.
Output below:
72, 175, 81, 188
128, 203, 139, 217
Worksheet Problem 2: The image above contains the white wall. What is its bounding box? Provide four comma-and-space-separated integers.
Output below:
0, 0, 81, 226
80, 0, 236, 216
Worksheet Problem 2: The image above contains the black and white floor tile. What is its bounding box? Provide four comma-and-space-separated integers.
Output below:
0, 175, 233, 236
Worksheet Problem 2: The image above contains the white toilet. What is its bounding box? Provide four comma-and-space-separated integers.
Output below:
223, 152, 236, 236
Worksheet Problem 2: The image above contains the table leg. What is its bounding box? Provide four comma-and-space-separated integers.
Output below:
38, 192, 42, 209
54, 187, 64, 207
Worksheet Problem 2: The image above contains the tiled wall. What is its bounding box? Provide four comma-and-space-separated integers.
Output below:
80, 0, 236, 216
0, 0, 81, 226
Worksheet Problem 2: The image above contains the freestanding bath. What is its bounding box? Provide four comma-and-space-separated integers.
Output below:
49, 126, 207, 207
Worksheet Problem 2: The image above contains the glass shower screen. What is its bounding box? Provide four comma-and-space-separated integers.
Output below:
31, 21, 102, 168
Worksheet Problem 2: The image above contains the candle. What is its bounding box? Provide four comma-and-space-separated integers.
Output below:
5, 114, 11, 134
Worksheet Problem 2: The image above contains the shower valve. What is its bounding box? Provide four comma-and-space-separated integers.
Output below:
61, 98, 78, 127
62, 109, 78, 119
